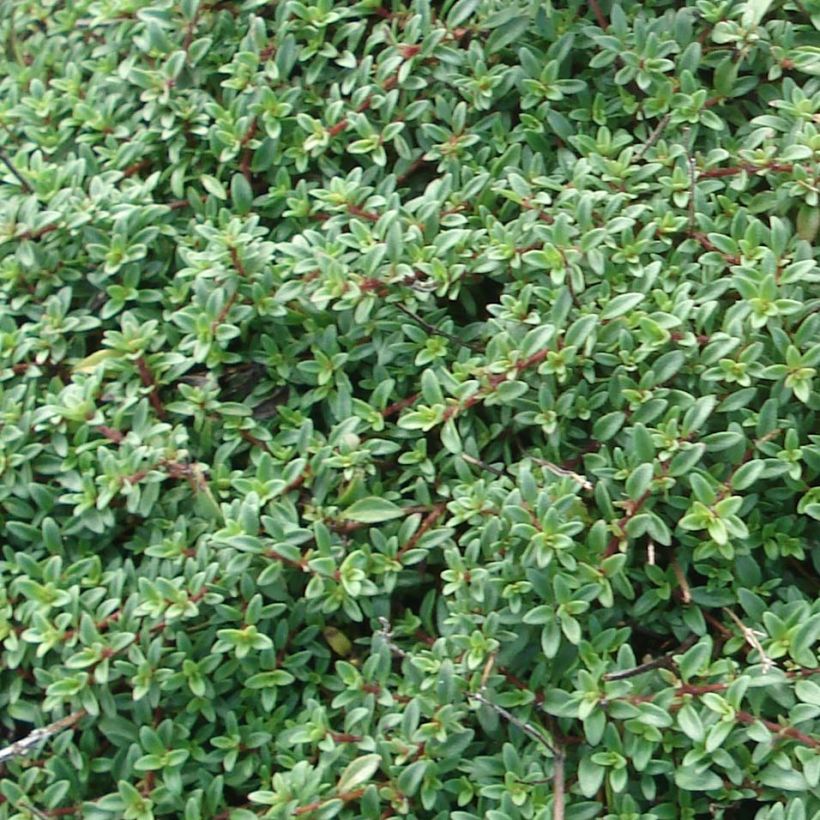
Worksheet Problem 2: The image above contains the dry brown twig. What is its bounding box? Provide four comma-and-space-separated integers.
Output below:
376, 619, 566, 817
470, 690, 565, 819
0, 146, 33, 192
470, 691, 557, 753
0, 710, 86, 766
671, 558, 692, 604
723, 607, 776, 672
393, 302, 483, 352
461, 453, 506, 477
531, 458, 593, 491
637, 113, 671, 160
687, 154, 697, 232
603, 635, 699, 681
376, 617, 408, 658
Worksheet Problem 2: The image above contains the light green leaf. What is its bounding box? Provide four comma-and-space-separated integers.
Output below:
675, 767, 723, 791
447, 0, 481, 27
486, 16, 530, 54
601, 292, 645, 320
201, 174, 227, 199
336, 754, 382, 794
341, 498, 405, 523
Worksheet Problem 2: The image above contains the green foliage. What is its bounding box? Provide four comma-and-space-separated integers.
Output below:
0, 0, 819, 818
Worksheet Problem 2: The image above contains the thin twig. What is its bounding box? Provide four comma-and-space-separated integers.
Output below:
393, 303, 483, 352
603, 635, 698, 681
602, 489, 652, 558
480, 654, 497, 689
383, 392, 420, 419
698, 161, 794, 179
376, 617, 408, 658
18, 805, 52, 820
0, 146, 32, 192
552, 746, 565, 820
723, 608, 775, 672
636, 113, 671, 160
671, 559, 692, 604
735, 709, 820, 749
461, 453, 506, 477
0, 711, 86, 765
687, 154, 697, 232
396, 503, 446, 559
604, 656, 674, 682
588, 0, 609, 28
136, 356, 166, 418
474, 690, 566, 819
531, 458, 593, 491
470, 691, 558, 755
395, 155, 430, 184
704, 610, 733, 638
383, 620, 556, 750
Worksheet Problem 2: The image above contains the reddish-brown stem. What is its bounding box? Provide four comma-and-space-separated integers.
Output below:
328, 118, 349, 137
229, 246, 247, 278
328, 731, 363, 743
295, 788, 367, 815
397, 503, 446, 559
622, 681, 820, 752
16, 223, 58, 241
383, 393, 420, 418
212, 246, 248, 329
396, 156, 429, 184
96, 425, 124, 444
63, 610, 121, 641
136, 356, 166, 418
588, 0, 609, 29
240, 121, 257, 148
441, 346, 551, 424
238, 429, 271, 452
602, 489, 652, 558
266, 549, 309, 572
689, 231, 740, 265
282, 467, 310, 495
239, 119, 257, 181
181, 4, 201, 52
522, 199, 554, 223
347, 203, 380, 222
699, 161, 794, 179
737, 711, 819, 748
213, 292, 238, 328
123, 159, 150, 178
676, 682, 731, 696
716, 428, 781, 500
345, 343, 542, 435
125, 468, 150, 485
139, 770, 156, 797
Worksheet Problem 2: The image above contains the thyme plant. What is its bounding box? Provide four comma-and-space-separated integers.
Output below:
0, 0, 819, 818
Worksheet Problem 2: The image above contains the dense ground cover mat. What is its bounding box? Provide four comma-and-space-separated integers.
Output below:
0, 0, 819, 817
